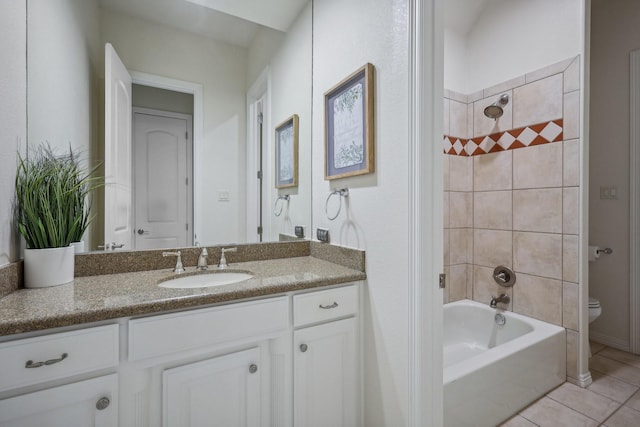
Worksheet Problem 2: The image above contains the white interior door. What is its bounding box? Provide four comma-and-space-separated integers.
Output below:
104, 43, 132, 250
133, 109, 191, 250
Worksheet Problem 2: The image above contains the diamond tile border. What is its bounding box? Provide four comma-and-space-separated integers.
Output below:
444, 119, 563, 157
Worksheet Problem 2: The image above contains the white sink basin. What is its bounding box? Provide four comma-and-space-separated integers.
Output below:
159, 272, 253, 289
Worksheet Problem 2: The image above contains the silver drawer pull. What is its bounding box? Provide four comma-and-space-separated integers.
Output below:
319, 302, 338, 310
25, 352, 68, 369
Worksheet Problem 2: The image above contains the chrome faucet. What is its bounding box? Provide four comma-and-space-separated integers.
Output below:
163, 251, 185, 274
218, 247, 237, 269
196, 247, 209, 271
490, 293, 510, 308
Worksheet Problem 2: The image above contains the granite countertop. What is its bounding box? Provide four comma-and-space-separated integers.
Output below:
0, 256, 366, 337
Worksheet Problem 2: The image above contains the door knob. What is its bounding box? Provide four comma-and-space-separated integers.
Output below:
300, 344, 308, 352
249, 364, 258, 374
137, 229, 149, 235
96, 397, 110, 410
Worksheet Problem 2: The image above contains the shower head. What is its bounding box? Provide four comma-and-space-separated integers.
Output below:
484, 94, 509, 120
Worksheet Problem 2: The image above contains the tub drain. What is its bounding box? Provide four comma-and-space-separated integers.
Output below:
494, 313, 506, 326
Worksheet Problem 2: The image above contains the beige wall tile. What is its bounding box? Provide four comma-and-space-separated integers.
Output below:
449, 192, 472, 228
513, 188, 563, 233
512, 273, 562, 325
474, 229, 513, 268
513, 74, 563, 128
564, 56, 580, 93
564, 90, 580, 140
473, 265, 513, 310
443, 191, 450, 229
450, 155, 473, 191
525, 57, 574, 84
474, 151, 512, 191
563, 187, 579, 235
466, 103, 474, 140
563, 235, 579, 283
443, 228, 450, 266
519, 396, 598, 427
443, 154, 450, 191
563, 281, 579, 331
567, 329, 579, 379
447, 89, 467, 104
473, 90, 513, 137
450, 99, 468, 138
449, 264, 468, 302
474, 191, 512, 230
514, 231, 562, 279
513, 143, 563, 189
468, 89, 483, 103
450, 228, 472, 265
443, 98, 450, 135
484, 75, 525, 98
563, 139, 580, 187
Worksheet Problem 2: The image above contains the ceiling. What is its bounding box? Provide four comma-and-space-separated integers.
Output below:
99, 0, 308, 48
445, 0, 491, 36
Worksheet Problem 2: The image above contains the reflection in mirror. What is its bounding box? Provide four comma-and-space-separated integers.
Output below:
27, 0, 312, 251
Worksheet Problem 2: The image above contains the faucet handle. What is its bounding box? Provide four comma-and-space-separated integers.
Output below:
197, 247, 209, 271
163, 251, 185, 274
218, 247, 237, 269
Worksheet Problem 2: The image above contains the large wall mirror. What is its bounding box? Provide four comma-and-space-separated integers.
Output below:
27, 0, 312, 251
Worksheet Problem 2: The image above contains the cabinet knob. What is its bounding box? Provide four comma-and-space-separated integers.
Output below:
96, 397, 110, 410
299, 343, 308, 353
249, 364, 258, 374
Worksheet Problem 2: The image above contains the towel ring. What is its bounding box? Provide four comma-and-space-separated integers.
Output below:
325, 188, 349, 221
274, 194, 290, 217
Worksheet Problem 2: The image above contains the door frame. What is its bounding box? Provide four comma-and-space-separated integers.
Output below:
129, 71, 203, 244
630, 49, 640, 353
246, 67, 272, 243
132, 107, 193, 248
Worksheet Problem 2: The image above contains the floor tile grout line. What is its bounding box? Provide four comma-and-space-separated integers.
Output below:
544, 392, 607, 424
596, 352, 640, 371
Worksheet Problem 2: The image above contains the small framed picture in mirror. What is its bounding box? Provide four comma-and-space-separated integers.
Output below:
324, 63, 375, 180
275, 114, 299, 189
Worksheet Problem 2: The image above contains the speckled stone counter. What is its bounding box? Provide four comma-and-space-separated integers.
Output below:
0, 256, 366, 337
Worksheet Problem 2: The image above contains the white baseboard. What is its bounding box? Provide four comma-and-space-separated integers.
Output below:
567, 372, 592, 388
589, 331, 630, 352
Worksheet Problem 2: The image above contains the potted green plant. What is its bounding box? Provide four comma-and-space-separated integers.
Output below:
15, 145, 100, 288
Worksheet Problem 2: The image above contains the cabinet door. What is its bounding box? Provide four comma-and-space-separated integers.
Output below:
163, 347, 261, 427
294, 317, 358, 427
0, 374, 118, 427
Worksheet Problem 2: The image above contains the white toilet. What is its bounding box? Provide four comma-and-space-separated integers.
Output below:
589, 297, 602, 324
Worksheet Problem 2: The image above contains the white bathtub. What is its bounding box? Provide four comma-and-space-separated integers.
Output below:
443, 299, 566, 427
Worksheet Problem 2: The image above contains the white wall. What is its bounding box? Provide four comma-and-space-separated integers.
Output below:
266, 3, 312, 240
101, 9, 248, 246
443, 28, 467, 94
313, 0, 409, 424
246, 26, 285, 87
28, 0, 100, 158
446, 0, 582, 93
589, 0, 640, 349
0, 1, 26, 266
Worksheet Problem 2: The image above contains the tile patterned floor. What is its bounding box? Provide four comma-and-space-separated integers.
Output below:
500, 342, 640, 427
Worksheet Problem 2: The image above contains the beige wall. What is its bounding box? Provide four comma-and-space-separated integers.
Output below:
589, 0, 640, 350
444, 56, 584, 381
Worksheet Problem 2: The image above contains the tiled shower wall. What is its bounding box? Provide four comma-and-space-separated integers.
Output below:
443, 56, 582, 381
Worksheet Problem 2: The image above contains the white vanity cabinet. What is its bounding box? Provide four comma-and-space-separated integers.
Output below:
293, 285, 360, 427
0, 325, 120, 427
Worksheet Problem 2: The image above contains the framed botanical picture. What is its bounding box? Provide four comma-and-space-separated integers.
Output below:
324, 63, 375, 180
275, 114, 299, 189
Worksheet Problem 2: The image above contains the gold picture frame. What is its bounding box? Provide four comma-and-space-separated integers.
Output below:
275, 114, 299, 189
324, 63, 375, 180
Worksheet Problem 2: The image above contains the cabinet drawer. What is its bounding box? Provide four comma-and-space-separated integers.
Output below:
293, 285, 358, 327
129, 296, 288, 361
0, 324, 119, 393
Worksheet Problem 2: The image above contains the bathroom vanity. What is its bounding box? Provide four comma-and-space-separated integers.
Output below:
0, 254, 365, 427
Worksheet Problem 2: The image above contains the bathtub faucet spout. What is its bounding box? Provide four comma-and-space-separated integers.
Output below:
490, 293, 510, 308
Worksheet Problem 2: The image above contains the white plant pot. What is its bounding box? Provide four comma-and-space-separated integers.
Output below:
24, 246, 75, 288
71, 241, 85, 254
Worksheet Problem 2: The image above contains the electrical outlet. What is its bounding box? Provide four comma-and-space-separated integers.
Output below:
316, 228, 329, 243
295, 226, 305, 238
600, 186, 618, 200
218, 191, 230, 201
